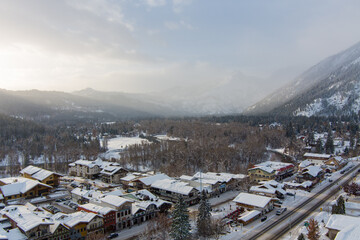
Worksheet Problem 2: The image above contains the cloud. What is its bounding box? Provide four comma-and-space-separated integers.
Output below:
144, 0, 166, 7
0, 0, 136, 59
164, 20, 193, 30
172, 0, 192, 13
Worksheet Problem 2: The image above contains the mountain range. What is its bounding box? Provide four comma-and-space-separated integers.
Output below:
245, 41, 360, 117
1, 40, 360, 121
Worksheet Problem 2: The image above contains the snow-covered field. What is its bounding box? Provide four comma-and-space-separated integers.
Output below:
100, 136, 150, 160
107, 136, 149, 151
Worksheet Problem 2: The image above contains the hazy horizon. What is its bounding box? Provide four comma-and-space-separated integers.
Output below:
1, 0, 360, 95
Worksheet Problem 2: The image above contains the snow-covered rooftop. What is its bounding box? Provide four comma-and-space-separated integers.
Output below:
120, 174, 138, 182
20, 165, 41, 175
304, 153, 331, 159
335, 224, 360, 240
179, 175, 195, 181
0, 227, 27, 240
239, 210, 261, 222
79, 203, 114, 215
302, 165, 323, 177
138, 173, 171, 186
71, 188, 104, 200
100, 166, 125, 176
251, 161, 293, 174
70, 159, 99, 168
325, 214, 360, 231
0, 177, 52, 197
1, 205, 53, 233
233, 193, 273, 208
284, 181, 312, 188
53, 211, 99, 228
20, 165, 62, 181
104, 189, 125, 197
193, 172, 246, 183
151, 179, 195, 195
97, 195, 131, 208
299, 160, 313, 168
31, 169, 54, 181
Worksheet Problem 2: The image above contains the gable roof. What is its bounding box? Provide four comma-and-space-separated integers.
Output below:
302, 165, 323, 177
326, 214, 360, 231
100, 166, 126, 176
54, 211, 100, 228
0, 177, 52, 197
335, 224, 360, 240
138, 174, 171, 186
304, 153, 331, 159
20, 166, 41, 175
233, 193, 273, 208
79, 203, 115, 215
1, 205, 53, 233
299, 160, 312, 168
97, 195, 131, 208
151, 179, 195, 195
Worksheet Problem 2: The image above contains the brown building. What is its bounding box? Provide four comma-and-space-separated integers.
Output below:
20, 165, 62, 187
0, 177, 52, 203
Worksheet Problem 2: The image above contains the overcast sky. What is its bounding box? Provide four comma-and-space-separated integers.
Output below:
1, 0, 360, 93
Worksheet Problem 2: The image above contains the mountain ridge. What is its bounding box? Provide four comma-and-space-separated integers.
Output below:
245, 40, 360, 117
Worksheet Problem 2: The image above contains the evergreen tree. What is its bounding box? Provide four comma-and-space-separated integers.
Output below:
297, 233, 305, 240
315, 139, 323, 153
170, 196, 191, 240
197, 191, 212, 237
307, 218, 320, 240
325, 131, 334, 154
331, 196, 346, 214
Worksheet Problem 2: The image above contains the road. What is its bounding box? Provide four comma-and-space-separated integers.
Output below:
237, 163, 359, 240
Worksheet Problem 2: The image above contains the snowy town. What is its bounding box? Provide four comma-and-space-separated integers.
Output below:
0, 129, 359, 240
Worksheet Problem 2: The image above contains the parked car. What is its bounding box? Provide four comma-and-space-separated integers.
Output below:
286, 192, 295, 196
274, 200, 283, 208
261, 216, 267, 222
329, 179, 333, 182
276, 194, 285, 199
276, 208, 287, 215
107, 233, 119, 239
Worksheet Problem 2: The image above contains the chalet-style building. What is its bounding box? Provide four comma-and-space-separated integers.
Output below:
325, 214, 360, 240
49, 222, 71, 240
192, 172, 247, 193
233, 193, 275, 215
51, 211, 104, 240
150, 179, 200, 205
0, 177, 52, 203
91, 195, 133, 230
248, 161, 294, 183
20, 165, 62, 187
68, 160, 102, 179
132, 174, 171, 191
297, 165, 324, 183
283, 181, 312, 191
298, 160, 313, 172
303, 153, 332, 166
324, 156, 347, 172
249, 180, 286, 198
0, 205, 54, 240
78, 203, 117, 232
100, 166, 128, 185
